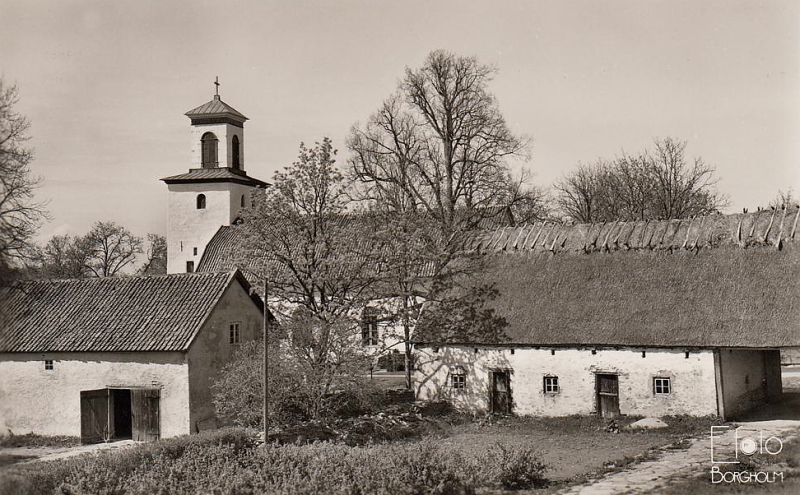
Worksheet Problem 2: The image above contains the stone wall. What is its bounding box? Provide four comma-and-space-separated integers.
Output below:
0, 352, 190, 437
413, 346, 719, 417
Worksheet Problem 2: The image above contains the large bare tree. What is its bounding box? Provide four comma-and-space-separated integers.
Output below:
555, 137, 726, 222
81, 221, 143, 277
347, 50, 532, 234
0, 80, 47, 284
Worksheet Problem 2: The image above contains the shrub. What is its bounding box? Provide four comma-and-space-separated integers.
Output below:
1, 430, 548, 495
475, 442, 549, 489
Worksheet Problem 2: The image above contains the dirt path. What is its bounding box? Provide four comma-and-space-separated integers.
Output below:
557, 420, 800, 495
0, 439, 139, 467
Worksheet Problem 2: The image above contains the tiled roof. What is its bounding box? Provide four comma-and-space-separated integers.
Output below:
185, 96, 247, 121
0, 271, 261, 353
196, 223, 438, 288
161, 168, 268, 187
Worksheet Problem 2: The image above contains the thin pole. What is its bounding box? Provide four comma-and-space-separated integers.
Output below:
262, 276, 269, 443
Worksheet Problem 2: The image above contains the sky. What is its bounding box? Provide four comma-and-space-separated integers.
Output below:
1, 0, 798, 243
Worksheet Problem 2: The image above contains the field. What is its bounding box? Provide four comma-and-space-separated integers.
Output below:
0, 413, 715, 495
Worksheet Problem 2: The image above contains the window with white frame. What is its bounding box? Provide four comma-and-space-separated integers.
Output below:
44, 360, 54, 371
450, 366, 466, 389
229, 323, 241, 344
543, 376, 559, 394
653, 377, 671, 395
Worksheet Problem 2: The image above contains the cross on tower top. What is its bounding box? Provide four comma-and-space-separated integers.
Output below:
214, 76, 220, 97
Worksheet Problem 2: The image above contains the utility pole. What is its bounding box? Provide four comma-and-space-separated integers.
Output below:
262, 274, 269, 443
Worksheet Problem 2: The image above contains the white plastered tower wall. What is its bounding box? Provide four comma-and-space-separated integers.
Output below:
189, 122, 244, 169
163, 90, 266, 274
166, 181, 255, 274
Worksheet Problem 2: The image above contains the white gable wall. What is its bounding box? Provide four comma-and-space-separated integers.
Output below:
413, 346, 719, 417
0, 352, 190, 437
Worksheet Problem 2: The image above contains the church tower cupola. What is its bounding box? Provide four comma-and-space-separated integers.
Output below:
184, 79, 249, 171
161, 81, 268, 274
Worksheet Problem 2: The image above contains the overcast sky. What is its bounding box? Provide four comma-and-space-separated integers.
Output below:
1, 0, 798, 243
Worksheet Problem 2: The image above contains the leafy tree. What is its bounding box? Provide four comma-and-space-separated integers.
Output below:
555, 137, 726, 222
235, 138, 379, 420
0, 80, 47, 285
34, 234, 86, 279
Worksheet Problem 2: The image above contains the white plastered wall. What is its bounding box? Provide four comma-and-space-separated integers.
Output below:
0, 352, 190, 438
189, 123, 244, 169
166, 182, 254, 274
414, 346, 719, 417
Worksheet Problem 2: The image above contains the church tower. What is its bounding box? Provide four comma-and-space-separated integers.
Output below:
161, 84, 267, 274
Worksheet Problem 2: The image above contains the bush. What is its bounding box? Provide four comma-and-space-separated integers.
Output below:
477, 443, 549, 489
0, 431, 548, 495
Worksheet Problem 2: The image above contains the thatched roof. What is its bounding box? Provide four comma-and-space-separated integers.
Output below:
469, 207, 800, 255
415, 244, 800, 348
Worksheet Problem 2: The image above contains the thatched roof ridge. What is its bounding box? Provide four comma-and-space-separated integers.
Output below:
469, 207, 800, 254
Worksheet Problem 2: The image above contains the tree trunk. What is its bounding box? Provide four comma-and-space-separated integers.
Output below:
262, 277, 269, 443
403, 295, 412, 390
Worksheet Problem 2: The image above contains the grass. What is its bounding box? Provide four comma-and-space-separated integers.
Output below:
440, 414, 717, 484
0, 433, 80, 448
648, 438, 800, 494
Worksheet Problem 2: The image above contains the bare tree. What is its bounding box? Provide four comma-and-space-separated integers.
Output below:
348, 50, 531, 234
137, 234, 167, 275
0, 80, 47, 284
554, 162, 608, 223
555, 138, 726, 222
768, 188, 798, 210
81, 221, 143, 277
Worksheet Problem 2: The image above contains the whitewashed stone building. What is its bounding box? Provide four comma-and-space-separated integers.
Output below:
0, 270, 263, 442
413, 213, 800, 420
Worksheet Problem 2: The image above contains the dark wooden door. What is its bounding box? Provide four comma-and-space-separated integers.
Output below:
596, 374, 620, 418
80, 389, 111, 444
131, 389, 160, 442
491, 371, 512, 414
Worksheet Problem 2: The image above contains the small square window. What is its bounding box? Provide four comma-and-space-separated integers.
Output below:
193, 247, 198, 256
229, 323, 241, 344
186, 261, 194, 273
450, 366, 466, 389
543, 376, 559, 394
44, 360, 53, 371
654, 377, 671, 395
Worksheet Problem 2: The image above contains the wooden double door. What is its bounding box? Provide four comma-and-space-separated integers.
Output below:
80, 388, 160, 444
